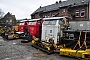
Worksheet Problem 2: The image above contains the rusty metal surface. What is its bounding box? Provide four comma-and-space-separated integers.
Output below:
33, 53, 47, 57
0, 36, 77, 60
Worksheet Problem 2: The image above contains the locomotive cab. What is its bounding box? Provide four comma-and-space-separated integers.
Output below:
42, 17, 69, 45
18, 21, 27, 32
27, 18, 42, 39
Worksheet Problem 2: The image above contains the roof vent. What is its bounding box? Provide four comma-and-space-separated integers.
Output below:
74, 3, 76, 5
59, 0, 62, 3
40, 6, 41, 8
82, 0, 84, 3
56, 1, 58, 4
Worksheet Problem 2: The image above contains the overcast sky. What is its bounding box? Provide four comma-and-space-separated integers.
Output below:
0, 0, 66, 19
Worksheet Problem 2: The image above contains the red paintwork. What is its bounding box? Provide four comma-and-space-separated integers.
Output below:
17, 19, 43, 39
18, 22, 27, 32
27, 20, 42, 39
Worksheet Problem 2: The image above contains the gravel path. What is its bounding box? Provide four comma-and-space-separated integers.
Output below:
0, 36, 78, 60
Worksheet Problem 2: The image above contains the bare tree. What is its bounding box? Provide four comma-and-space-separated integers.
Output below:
0, 9, 4, 19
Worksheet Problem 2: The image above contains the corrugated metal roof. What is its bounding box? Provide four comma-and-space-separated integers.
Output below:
31, 0, 90, 15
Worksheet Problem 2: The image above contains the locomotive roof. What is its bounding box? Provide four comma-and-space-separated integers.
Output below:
28, 18, 42, 21
43, 17, 70, 20
19, 20, 30, 22
19, 18, 42, 22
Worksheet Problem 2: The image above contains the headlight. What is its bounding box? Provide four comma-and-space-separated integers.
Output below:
46, 37, 49, 42
52, 37, 55, 40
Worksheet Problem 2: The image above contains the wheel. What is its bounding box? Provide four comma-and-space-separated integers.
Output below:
1, 33, 5, 38
5, 34, 8, 40
26, 34, 32, 42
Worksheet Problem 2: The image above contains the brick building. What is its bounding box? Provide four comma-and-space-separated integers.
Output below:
31, 0, 90, 20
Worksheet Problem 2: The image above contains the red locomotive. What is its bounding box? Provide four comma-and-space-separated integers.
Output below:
27, 19, 42, 39
18, 20, 27, 32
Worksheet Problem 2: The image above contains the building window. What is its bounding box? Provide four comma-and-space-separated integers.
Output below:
80, 9, 85, 17
6, 20, 8, 22
43, 15, 45, 18
10, 19, 12, 22
45, 15, 47, 18
62, 9, 65, 13
47, 15, 50, 18
75, 10, 79, 17
44, 15, 49, 18
52, 14, 55, 17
